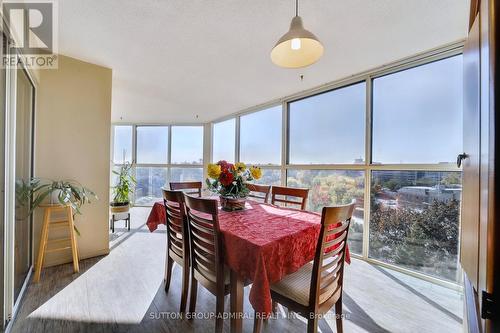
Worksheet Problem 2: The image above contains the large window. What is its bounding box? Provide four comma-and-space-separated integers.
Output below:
112, 125, 205, 206
372, 56, 463, 164
171, 167, 204, 182
207, 51, 463, 284
136, 126, 168, 164
287, 170, 365, 254
240, 106, 282, 165
289, 82, 366, 164
369, 171, 461, 281
254, 169, 281, 186
213, 118, 235, 162
112, 126, 133, 164
171, 126, 203, 164
135, 167, 168, 205
113, 49, 464, 284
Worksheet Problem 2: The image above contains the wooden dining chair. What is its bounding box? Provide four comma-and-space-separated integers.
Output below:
271, 186, 309, 210
184, 194, 230, 333
170, 181, 202, 197
162, 189, 190, 315
246, 183, 271, 203
254, 201, 355, 333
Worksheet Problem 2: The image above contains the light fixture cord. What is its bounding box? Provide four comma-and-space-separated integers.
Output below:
295, 0, 299, 16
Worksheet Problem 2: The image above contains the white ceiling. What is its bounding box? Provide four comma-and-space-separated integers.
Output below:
57, 0, 469, 124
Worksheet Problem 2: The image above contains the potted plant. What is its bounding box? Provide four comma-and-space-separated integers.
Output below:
16, 178, 98, 235
110, 162, 136, 213
206, 161, 262, 211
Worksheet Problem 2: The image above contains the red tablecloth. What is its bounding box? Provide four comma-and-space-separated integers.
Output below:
146, 200, 350, 315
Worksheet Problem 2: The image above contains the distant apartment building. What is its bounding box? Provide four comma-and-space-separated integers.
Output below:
397, 185, 462, 209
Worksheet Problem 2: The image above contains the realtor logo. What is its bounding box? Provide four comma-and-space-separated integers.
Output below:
2, 0, 58, 69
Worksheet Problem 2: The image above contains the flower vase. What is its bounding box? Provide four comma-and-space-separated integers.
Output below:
220, 196, 246, 212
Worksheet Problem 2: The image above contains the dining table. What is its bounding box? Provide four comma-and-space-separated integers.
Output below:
146, 199, 350, 333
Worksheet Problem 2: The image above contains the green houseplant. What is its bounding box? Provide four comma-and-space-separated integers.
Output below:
110, 162, 136, 213
16, 178, 98, 235
25, 178, 97, 213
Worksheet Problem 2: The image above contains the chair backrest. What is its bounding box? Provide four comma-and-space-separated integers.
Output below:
162, 189, 189, 263
246, 183, 271, 203
183, 194, 225, 292
271, 186, 309, 210
309, 201, 355, 310
170, 181, 202, 197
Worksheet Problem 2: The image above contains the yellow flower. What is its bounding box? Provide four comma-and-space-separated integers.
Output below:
250, 166, 262, 180
207, 163, 222, 179
234, 162, 246, 173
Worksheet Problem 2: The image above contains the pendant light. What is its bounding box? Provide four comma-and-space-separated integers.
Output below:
271, 0, 324, 68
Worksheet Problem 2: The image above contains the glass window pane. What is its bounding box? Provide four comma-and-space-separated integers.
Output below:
136, 126, 168, 164
134, 167, 167, 205
369, 170, 462, 281
372, 56, 463, 164
170, 167, 204, 182
240, 106, 281, 165
171, 126, 203, 165
287, 169, 365, 254
113, 126, 132, 164
213, 119, 235, 162
289, 82, 366, 164
252, 169, 281, 186
110, 165, 120, 201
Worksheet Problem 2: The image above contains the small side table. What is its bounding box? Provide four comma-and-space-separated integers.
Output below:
34, 204, 79, 283
110, 211, 130, 233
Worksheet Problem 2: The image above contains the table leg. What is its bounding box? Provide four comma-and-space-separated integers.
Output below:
230, 269, 244, 333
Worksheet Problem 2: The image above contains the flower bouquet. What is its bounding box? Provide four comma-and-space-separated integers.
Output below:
206, 160, 262, 211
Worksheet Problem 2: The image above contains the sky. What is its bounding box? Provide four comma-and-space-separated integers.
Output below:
289, 82, 366, 164
115, 55, 463, 166
136, 126, 168, 164
212, 118, 235, 162
113, 126, 132, 163
239, 106, 282, 165
372, 55, 463, 164
114, 125, 203, 165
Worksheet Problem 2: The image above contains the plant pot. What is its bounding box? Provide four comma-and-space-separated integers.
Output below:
220, 196, 246, 212
50, 189, 70, 205
110, 201, 130, 213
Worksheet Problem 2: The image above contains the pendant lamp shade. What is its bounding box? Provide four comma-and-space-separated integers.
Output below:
271, 16, 324, 68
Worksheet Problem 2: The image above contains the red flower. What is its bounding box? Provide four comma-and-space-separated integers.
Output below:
217, 160, 229, 170
217, 160, 234, 172
219, 169, 234, 186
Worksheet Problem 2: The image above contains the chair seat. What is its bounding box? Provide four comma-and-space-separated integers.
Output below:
270, 262, 338, 306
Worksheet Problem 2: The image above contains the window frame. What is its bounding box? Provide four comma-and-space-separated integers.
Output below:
111, 124, 205, 206
208, 43, 464, 289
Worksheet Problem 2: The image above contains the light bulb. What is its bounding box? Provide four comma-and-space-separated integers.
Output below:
291, 38, 301, 50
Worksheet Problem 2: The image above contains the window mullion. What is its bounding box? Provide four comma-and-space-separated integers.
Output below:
364, 77, 372, 260
235, 116, 240, 163
167, 125, 172, 184
282, 101, 288, 186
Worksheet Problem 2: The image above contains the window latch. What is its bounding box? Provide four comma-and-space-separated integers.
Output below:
457, 153, 468, 168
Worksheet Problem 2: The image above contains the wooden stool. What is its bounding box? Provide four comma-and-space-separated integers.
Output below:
34, 204, 79, 283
